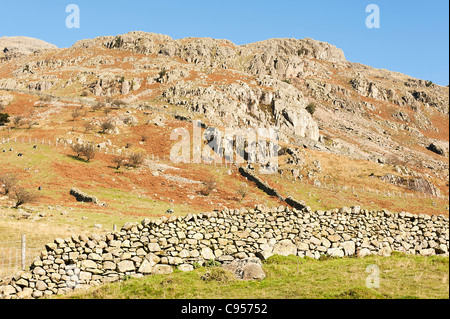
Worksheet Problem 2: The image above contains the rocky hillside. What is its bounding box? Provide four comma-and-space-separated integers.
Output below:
0, 31, 448, 198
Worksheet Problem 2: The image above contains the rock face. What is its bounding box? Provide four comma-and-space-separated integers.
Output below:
0, 205, 448, 299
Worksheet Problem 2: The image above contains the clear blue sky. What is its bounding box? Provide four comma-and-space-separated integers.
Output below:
1, 0, 448, 85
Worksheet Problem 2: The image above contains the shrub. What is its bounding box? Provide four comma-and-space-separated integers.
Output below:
0, 174, 18, 195
10, 187, 38, 208
12, 116, 24, 127
92, 101, 105, 112
0, 113, 9, 125
112, 156, 126, 169
127, 152, 145, 168
236, 183, 249, 203
122, 116, 136, 126
201, 177, 217, 196
100, 120, 116, 134
39, 96, 52, 103
159, 69, 167, 78
71, 143, 97, 162
21, 118, 38, 129
71, 107, 85, 121
306, 103, 316, 115
71, 143, 84, 158
113, 36, 123, 48
81, 144, 97, 162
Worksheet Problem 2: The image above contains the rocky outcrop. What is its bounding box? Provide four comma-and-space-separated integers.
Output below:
380, 174, 441, 197
72, 31, 346, 70
0, 205, 448, 299
0, 36, 57, 59
163, 76, 320, 142
427, 142, 449, 157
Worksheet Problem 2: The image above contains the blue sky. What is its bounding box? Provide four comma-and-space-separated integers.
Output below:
1, 0, 448, 85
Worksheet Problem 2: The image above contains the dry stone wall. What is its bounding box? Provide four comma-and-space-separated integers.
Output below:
1, 205, 448, 299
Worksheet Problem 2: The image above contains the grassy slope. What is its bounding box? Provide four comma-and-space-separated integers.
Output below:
59, 253, 449, 300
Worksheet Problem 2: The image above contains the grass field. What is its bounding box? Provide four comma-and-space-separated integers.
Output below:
57, 253, 449, 300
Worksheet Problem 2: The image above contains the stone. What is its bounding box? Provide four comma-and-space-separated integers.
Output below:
357, 248, 372, 258
1, 285, 16, 296
201, 247, 215, 260
103, 261, 116, 270
193, 233, 204, 240
152, 264, 173, 275
321, 237, 331, 248
138, 259, 153, 274
342, 241, 356, 256
420, 248, 435, 257
16, 287, 33, 299
297, 242, 309, 251
327, 248, 344, 258
272, 239, 297, 256
378, 247, 392, 257
148, 243, 161, 252
327, 234, 342, 243
81, 260, 97, 269
35, 280, 47, 291
32, 267, 46, 276
178, 264, 194, 272
117, 260, 135, 273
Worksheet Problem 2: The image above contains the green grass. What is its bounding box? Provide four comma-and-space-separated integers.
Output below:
58, 253, 449, 299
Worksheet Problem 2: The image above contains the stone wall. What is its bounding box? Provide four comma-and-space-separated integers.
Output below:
0, 205, 448, 299
239, 167, 307, 211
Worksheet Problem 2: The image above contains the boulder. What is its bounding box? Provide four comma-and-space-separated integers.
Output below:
222, 258, 265, 280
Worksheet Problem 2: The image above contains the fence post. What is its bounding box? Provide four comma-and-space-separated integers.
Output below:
21, 234, 26, 271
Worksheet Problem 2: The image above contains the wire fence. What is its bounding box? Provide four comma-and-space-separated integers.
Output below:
0, 235, 42, 280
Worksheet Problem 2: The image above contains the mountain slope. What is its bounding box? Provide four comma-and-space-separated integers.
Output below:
0, 32, 448, 210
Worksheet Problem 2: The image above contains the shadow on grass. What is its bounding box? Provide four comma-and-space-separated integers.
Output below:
67, 155, 89, 163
